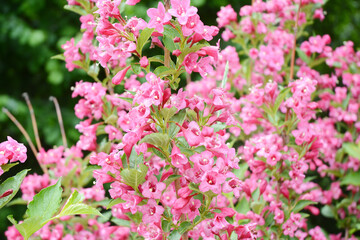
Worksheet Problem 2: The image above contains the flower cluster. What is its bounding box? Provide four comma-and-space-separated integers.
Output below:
3, 0, 360, 239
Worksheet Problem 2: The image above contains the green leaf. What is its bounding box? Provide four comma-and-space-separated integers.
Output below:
161, 219, 171, 232
64, 5, 88, 16
56, 190, 101, 218
129, 147, 144, 168
160, 107, 178, 123
343, 143, 360, 160
273, 87, 291, 115
112, 218, 131, 227
163, 34, 177, 52
168, 109, 187, 138
251, 201, 264, 215
296, 48, 311, 65
131, 63, 141, 74
0, 169, 29, 209
107, 198, 125, 209
136, 28, 154, 56
154, 66, 177, 78
221, 61, 229, 88
120, 164, 148, 190
163, 175, 182, 187
8, 215, 45, 240
210, 122, 227, 132
292, 200, 315, 213
179, 221, 191, 234
336, 198, 352, 209
139, 132, 170, 150
168, 230, 181, 240
235, 197, 250, 214
178, 43, 209, 63
50, 54, 65, 61
163, 24, 180, 39
341, 170, 360, 186
0, 163, 18, 175
321, 205, 335, 218
148, 55, 164, 64
26, 178, 62, 220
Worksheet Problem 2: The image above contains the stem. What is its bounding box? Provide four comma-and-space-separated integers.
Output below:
2, 108, 48, 175
49, 96, 68, 148
22, 93, 42, 151
164, 0, 171, 69
289, 0, 302, 82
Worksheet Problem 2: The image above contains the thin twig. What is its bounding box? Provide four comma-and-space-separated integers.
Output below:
289, 0, 302, 82
22, 93, 42, 151
49, 96, 68, 148
2, 108, 38, 158
164, 0, 171, 68
3, 107, 49, 175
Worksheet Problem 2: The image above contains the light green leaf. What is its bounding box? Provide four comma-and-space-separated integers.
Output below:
26, 178, 62, 220
296, 48, 311, 65
341, 170, 360, 186
235, 197, 250, 214
343, 143, 360, 160
107, 198, 125, 209
163, 34, 177, 52
8, 215, 45, 240
139, 132, 170, 150
112, 218, 131, 227
168, 230, 181, 240
57, 203, 101, 218
64, 5, 88, 16
120, 164, 148, 190
136, 28, 154, 56
160, 107, 178, 123
56, 190, 101, 218
273, 87, 291, 115
50, 54, 65, 61
292, 200, 315, 213
0, 163, 18, 175
221, 61, 229, 88
321, 205, 335, 218
0, 169, 29, 209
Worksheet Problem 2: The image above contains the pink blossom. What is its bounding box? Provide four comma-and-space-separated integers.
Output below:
147, 2, 172, 33
141, 175, 166, 199
169, 0, 197, 25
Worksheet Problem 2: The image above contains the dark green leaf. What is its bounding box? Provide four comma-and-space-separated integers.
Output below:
169, 109, 186, 138
179, 221, 191, 234
161, 219, 171, 232
163, 34, 177, 52
131, 63, 141, 74
0, 169, 29, 209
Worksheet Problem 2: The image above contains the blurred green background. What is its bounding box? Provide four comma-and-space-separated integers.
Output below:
0, 0, 360, 238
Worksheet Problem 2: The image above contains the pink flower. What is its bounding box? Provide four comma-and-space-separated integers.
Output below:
170, 143, 188, 168
199, 170, 226, 194
216, 5, 237, 28
0, 136, 27, 166
140, 199, 164, 224
147, 2, 172, 33
126, 0, 140, 5
169, 0, 197, 25
182, 121, 204, 147
141, 175, 166, 199
112, 65, 131, 85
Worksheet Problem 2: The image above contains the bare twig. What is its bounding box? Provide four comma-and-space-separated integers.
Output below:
49, 96, 68, 148
22, 93, 42, 151
289, 0, 303, 82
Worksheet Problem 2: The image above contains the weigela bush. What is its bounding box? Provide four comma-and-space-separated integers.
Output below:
2, 0, 360, 239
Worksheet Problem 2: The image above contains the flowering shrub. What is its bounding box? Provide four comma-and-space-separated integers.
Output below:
2, 0, 360, 239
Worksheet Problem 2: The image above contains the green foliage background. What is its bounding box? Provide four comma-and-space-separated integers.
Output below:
0, 0, 359, 238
